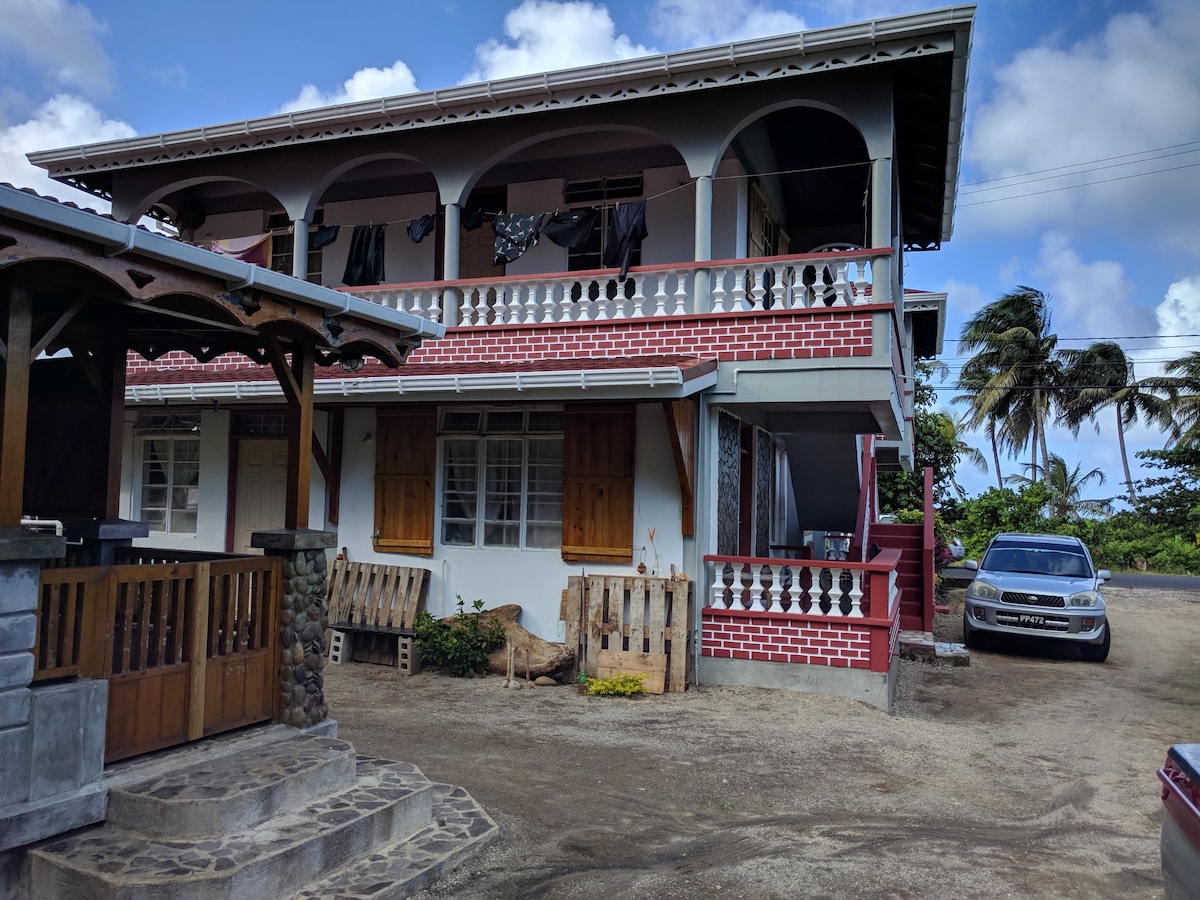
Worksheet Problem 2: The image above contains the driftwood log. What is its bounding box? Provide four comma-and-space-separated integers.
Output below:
480, 604, 574, 681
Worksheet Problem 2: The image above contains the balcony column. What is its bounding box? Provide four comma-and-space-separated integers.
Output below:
693, 174, 713, 313
441, 202, 461, 327
292, 218, 310, 280
870, 157, 893, 305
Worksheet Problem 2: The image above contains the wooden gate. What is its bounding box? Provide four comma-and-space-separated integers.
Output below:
34, 554, 281, 763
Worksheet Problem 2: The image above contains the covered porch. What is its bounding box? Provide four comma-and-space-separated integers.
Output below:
0, 183, 442, 862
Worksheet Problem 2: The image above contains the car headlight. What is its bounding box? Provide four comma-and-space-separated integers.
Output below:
1067, 590, 1101, 607
970, 580, 999, 601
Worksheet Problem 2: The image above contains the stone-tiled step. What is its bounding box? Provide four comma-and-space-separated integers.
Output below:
106, 732, 357, 837
28, 758, 434, 900
898, 630, 970, 666
293, 783, 500, 900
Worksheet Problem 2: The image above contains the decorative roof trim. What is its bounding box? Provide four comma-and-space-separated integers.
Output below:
29, 6, 976, 190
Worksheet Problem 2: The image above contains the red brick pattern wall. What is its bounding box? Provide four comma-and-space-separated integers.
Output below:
124, 308, 877, 375
701, 609, 873, 669
410, 311, 874, 365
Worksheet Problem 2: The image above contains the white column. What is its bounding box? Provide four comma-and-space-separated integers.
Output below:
870, 158, 893, 306
292, 218, 309, 280
693, 174, 713, 313
442, 202, 461, 327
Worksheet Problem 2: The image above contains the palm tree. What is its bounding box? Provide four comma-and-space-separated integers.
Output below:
954, 365, 1008, 489
958, 287, 1063, 482
932, 409, 988, 497
1144, 351, 1200, 445
1004, 453, 1112, 520
1057, 341, 1174, 505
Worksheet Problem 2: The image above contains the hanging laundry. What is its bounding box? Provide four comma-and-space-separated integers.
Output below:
602, 201, 647, 280
541, 208, 598, 250
342, 224, 387, 286
407, 214, 436, 244
210, 233, 271, 268
461, 207, 485, 231
308, 224, 340, 251
492, 213, 543, 266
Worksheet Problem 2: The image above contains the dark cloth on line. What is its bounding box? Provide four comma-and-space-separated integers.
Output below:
492, 212, 543, 265
601, 201, 647, 280
541, 207, 599, 250
308, 224, 340, 251
342, 223, 387, 286
462, 207, 485, 231
407, 214, 436, 244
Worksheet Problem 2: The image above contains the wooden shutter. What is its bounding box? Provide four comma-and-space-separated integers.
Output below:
374, 407, 435, 556
561, 404, 635, 562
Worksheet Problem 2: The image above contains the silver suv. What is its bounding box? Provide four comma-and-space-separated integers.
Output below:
962, 533, 1111, 662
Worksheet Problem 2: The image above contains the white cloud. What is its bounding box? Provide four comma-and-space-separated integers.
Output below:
963, 0, 1200, 252
1155, 275, 1200, 342
0, 94, 134, 203
1031, 232, 1155, 342
0, 0, 113, 96
278, 61, 420, 113
650, 0, 805, 47
465, 0, 654, 83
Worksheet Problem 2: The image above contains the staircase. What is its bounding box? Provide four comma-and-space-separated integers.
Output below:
23, 726, 497, 899
870, 522, 928, 631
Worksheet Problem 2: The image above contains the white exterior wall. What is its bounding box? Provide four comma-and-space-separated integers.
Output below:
642, 165, 692, 267
322, 194, 437, 286
335, 402, 684, 642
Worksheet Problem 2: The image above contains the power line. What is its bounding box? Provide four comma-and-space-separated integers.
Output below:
958, 160, 1200, 207
959, 141, 1200, 190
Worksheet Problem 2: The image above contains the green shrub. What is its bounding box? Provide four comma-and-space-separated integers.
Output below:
412, 596, 506, 677
585, 672, 647, 697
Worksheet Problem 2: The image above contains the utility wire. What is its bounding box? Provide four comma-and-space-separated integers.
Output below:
958, 161, 1200, 207
959, 141, 1200, 189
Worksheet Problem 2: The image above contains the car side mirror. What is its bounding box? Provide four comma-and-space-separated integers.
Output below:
1097, 568, 1111, 582
964, 559, 978, 571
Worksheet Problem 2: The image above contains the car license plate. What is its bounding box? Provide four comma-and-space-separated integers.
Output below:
1018, 614, 1045, 626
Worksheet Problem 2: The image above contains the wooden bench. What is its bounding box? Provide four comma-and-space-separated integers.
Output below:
326, 558, 430, 672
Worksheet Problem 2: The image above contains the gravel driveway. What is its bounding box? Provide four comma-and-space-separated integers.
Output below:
324, 584, 1200, 898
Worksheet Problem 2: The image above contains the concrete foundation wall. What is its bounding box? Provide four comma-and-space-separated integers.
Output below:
698, 653, 896, 712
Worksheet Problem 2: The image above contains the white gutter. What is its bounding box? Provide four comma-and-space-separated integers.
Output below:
28, 6, 976, 171
126, 366, 718, 403
0, 185, 445, 342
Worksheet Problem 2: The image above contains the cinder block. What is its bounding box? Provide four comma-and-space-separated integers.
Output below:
328, 631, 351, 665
0, 724, 32, 806
0, 653, 33, 692
397, 637, 421, 676
0, 561, 42, 615
0, 613, 36, 654
29, 680, 107, 801
0, 687, 30, 728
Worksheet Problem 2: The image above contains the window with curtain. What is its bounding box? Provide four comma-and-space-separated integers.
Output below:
439, 408, 563, 549
137, 412, 201, 534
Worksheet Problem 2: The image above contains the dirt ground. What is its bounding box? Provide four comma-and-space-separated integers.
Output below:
324, 584, 1200, 899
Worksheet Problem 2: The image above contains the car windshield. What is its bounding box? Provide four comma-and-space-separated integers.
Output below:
981, 543, 1092, 578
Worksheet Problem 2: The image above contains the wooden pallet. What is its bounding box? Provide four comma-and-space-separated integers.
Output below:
326, 559, 430, 667
561, 575, 691, 692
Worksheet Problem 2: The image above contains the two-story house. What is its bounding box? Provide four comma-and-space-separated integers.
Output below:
29, 4, 972, 710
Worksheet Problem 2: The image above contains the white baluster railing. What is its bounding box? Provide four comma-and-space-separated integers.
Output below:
344, 249, 888, 325
703, 552, 898, 620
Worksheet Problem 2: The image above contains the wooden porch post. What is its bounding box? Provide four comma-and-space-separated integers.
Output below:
0, 282, 33, 527
266, 338, 315, 530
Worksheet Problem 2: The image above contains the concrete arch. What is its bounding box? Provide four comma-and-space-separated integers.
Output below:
435, 122, 685, 207
303, 151, 438, 222
711, 99, 871, 178
118, 175, 283, 231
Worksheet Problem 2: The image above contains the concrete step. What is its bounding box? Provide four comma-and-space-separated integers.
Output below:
898, 630, 970, 666
28, 758, 434, 900
106, 731, 358, 837
292, 783, 500, 900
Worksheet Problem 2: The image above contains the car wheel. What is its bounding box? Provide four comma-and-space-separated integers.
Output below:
963, 611, 983, 649
1080, 623, 1110, 663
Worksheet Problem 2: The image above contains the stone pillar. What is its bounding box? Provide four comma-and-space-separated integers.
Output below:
441, 202, 461, 327
292, 218, 310, 280
0, 528, 108, 864
251, 528, 337, 730
693, 174, 713, 313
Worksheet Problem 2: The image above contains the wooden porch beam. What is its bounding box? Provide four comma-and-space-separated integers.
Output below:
0, 283, 33, 526
104, 338, 128, 518
31, 297, 88, 359
662, 399, 697, 537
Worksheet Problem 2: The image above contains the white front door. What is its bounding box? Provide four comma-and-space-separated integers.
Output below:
232, 439, 288, 553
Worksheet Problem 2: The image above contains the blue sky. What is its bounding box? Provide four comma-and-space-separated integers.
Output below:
1, 0, 1198, 503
